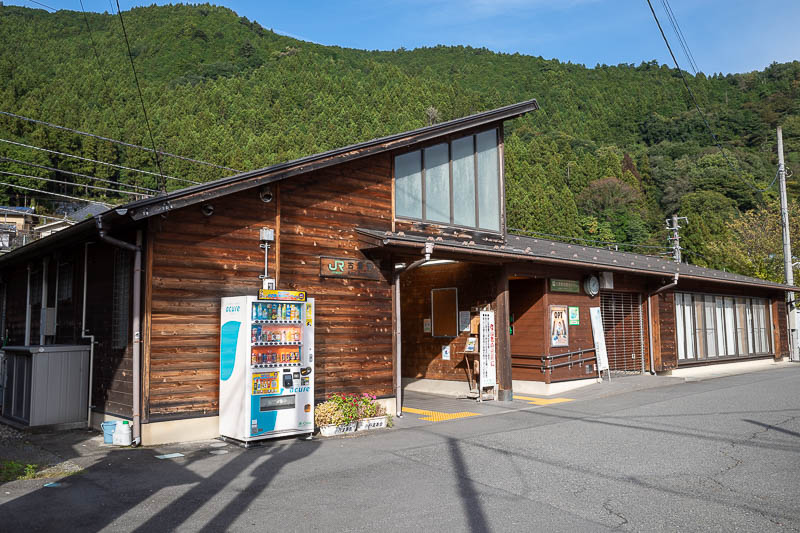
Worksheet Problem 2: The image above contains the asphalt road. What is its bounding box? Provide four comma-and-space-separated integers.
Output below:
2, 366, 800, 532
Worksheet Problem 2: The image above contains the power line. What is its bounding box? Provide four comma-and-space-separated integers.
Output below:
645, 0, 771, 195
113, 0, 166, 192
1, 156, 158, 194
0, 169, 145, 197
25, 0, 56, 11
0, 181, 113, 206
0, 110, 239, 173
660, 0, 699, 75
0, 137, 198, 184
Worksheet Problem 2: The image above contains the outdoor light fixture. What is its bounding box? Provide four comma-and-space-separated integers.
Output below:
201, 204, 214, 217
259, 185, 274, 203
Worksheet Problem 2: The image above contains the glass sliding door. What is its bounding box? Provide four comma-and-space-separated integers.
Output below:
704, 295, 717, 358
724, 297, 737, 356
715, 297, 726, 357
675, 294, 686, 360
735, 298, 749, 356
694, 296, 706, 359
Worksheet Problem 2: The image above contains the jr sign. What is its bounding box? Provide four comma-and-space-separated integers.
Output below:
319, 256, 381, 280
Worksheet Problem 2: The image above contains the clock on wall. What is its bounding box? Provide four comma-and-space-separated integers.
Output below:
583, 275, 600, 297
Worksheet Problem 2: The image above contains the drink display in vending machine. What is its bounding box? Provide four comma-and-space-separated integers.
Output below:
219, 291, 315, 442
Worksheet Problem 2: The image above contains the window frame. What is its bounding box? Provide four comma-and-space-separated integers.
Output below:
392, 127, 503, 234
674, 291, 774, 362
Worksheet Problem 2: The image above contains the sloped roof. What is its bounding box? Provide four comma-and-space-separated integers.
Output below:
355, 228, 799, 292
0, 206, 34, 214
122, 99, 540, 220
68, 202, 108, 222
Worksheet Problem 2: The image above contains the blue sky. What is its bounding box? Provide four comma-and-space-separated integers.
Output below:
9, 0, 800, 74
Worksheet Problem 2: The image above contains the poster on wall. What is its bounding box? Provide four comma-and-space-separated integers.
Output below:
589, 307, 609, 372
568, 306, 580, 326
459, 311, 471, 332
442, 345, 451, 361
423, 318, 431, 333
550, 305, 569, 347
479, 311, 497, 389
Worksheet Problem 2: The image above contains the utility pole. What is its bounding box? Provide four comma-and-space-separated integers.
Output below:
777, 126, 798, 361
666, 214, 687, 263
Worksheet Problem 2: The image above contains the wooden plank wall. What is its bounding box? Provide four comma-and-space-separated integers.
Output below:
148, 190, 278, 419
777, 301, 789, 358
657, 292, 677, 371
278, 154, 394, 398
509, 278, 545, 381
400, 262, 499, 381
147, 153, 394, 420
508, 267, 651, 382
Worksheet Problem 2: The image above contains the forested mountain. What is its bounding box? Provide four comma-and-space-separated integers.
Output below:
1, 4, 798, 282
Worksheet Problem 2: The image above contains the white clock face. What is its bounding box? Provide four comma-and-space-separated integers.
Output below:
584, 276, 599, 297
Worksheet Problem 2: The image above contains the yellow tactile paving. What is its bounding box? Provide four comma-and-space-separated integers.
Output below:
402, 406, 480, 422
513, 395, 574, 406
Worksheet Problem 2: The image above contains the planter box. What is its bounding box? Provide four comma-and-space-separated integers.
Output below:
357, 416, 388, 431
318, 422, 357, 437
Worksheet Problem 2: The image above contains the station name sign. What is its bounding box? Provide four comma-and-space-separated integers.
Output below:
320, 256, 381, 280
549, 278, 580, 294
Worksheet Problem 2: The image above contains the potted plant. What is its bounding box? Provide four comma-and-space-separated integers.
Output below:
315, 393, 391, 436
315, 395, 358, 436
355, 393, 389, 431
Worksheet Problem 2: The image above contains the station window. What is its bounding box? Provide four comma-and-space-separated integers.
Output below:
675, 292, 772, 361
394, 128, 501, 232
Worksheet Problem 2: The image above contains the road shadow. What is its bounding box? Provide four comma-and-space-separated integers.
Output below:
0, 431, 319, 532
446, 437, 490, 532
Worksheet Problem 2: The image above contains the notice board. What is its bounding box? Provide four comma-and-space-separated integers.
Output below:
431, 288, 458, 337
479, 310, 497, 388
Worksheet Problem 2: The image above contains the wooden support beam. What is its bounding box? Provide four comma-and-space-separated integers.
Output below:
494, 264, 513, 401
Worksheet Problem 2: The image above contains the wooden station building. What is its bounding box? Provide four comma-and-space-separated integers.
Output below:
0, 100, 797, 444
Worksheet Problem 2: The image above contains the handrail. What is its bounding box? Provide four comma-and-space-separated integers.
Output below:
512, 347, 598, 377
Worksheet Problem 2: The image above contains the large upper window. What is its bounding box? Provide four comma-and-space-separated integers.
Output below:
394, 129, 501, 232
675, 292, 772, 361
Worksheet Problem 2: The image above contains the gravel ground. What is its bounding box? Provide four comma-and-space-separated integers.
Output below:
0, 421, 83, 480
0, 423, 25, 443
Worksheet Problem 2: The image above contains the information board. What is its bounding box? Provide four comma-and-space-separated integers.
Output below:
479, 311, 497, 389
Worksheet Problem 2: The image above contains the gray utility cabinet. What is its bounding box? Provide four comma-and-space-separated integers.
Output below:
2, 345, 90, 427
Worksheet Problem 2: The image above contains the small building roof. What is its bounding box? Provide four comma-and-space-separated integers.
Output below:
67, 202, 108, 222
355, 228, 799, 292
0, 206, 34, 214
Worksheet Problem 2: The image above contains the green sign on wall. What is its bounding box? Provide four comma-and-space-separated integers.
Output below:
549, 278, 580, 294
568, 306, 580, 325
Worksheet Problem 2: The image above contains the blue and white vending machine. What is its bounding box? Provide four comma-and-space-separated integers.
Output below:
219, 290, 315, 442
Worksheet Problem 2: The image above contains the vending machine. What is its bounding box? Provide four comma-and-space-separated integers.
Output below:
219, 291, 315, 442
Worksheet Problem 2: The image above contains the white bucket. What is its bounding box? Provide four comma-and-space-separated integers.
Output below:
113, 420, 132, 446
